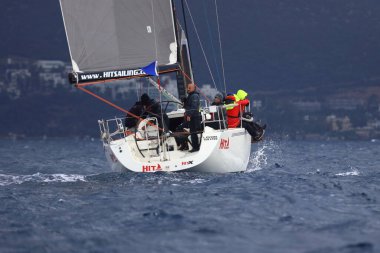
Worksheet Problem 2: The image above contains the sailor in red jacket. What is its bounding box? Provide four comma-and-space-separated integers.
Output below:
225, 89, 266, 142
225, 90, 250, 128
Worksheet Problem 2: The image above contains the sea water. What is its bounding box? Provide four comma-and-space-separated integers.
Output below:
0, 139, 379, 253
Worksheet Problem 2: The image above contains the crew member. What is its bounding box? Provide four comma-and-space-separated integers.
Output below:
225, 90, 250, 128
207, 93, 227, 129
125, 101, 143, 129
225, 89, 265, 141
176, 83, 201, 152
139, 93, 169, 131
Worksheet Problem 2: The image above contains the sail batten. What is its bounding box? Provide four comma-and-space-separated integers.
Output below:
60, 0, 177, 75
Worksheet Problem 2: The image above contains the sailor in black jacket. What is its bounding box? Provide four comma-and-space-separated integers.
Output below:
177, 83, 202, 152
140, 93, 169, 131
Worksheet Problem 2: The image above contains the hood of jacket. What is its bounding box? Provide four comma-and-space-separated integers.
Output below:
236, 90, 248, 101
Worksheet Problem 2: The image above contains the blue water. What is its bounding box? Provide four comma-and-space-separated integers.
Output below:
0, 139, 379, 253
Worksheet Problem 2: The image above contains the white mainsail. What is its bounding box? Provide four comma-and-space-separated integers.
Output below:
60, 0, 177, 73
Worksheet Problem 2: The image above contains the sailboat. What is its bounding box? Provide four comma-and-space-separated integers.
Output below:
59, 0, 256, 173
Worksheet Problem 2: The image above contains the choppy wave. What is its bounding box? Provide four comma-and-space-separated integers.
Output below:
0, 173, 87, 186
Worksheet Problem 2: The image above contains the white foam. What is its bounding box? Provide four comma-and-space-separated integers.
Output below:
187, 178, 208, 184
0, 173, 87, 186
247, 140, 278, 172
335, 168, 360, 177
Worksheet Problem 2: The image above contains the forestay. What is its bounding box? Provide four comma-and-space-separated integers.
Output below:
59, 0, 177, 74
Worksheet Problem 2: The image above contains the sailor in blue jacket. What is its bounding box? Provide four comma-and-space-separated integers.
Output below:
177, 83, 202, 152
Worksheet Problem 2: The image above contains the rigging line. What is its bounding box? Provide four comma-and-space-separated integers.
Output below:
184, 0, 218, 90
151, 1, 166, 137
147, 77, 181, 104
214, 0, 227, 95
137, 81, 142, 101
203, 0, 222, 87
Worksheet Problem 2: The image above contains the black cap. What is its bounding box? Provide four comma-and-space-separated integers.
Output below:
214, 93, 223, 100
140, 93, 150, 105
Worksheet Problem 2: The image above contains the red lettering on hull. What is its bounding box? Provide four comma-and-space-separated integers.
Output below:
219, 138, 230, 149
110, 153, 118, 163
142, 164, 162, 172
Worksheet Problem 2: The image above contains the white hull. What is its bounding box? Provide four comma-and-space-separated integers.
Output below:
103, 127, 251, 173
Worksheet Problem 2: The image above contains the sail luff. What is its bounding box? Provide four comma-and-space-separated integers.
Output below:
59, 0, 77, 72
169, 0, 179, 65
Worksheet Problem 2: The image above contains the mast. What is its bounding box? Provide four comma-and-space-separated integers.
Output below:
180, 0, 194, 74
181, 0, 190, 49
172, 0, 195, 100
171, 0, 186, 100
171, 0, 181, 64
